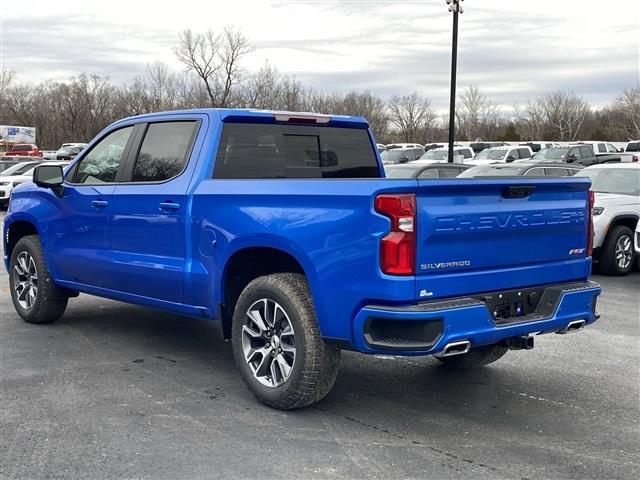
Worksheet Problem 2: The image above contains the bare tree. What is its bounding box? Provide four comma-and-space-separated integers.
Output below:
456, 85, 500, 140
243, 62, 281, 109
0, 69, 15, 95
388, 93, 435, 142
605, 84, 640, 140
515, 98, 546, 140
174, 29, 222, 106
218, 27, 252, 107
174, 27, 251, 107
541, 90, 590, 141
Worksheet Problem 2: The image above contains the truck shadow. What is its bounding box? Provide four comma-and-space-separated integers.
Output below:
55, 297, 591, 425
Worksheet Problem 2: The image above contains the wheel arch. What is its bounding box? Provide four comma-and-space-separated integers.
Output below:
607, 214, 639, 234
4, 218, 40, 265
219, 245, 316, 339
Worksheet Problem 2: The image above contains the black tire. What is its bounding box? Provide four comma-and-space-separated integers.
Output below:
598, 225, 635, 276
231, 273, 341, 410
436, 343, 508, 369
9, 235, 68, 324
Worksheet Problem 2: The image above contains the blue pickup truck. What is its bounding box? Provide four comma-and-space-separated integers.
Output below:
3, 108, 601, 409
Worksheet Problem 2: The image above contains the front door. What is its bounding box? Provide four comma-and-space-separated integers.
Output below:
48, 125, 136, 288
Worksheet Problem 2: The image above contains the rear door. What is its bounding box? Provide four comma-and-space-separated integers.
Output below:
108, 118, 201, 302
414, 178, 591, 300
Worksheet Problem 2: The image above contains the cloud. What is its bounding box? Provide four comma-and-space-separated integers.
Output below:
2, 0, 638, 111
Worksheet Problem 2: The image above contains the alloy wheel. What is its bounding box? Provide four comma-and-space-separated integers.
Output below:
14, 251, 38, 309
615, 234, 633, 270
241, 298, 296, 388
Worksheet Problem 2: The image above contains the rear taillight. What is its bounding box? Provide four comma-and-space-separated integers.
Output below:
375, 193, 416, 275
587, 190, 595, 256
632, 155, 638, 163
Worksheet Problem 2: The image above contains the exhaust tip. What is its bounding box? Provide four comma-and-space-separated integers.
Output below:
436, 340, 471, 357
557, 319, 587, 335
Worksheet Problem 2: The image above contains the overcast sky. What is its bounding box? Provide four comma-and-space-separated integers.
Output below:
2, 0, 639, 112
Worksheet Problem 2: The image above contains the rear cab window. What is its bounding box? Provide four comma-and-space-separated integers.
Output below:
214, 123, 380, 179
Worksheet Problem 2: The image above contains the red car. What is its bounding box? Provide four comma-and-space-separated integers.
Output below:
5, 144, 43, 157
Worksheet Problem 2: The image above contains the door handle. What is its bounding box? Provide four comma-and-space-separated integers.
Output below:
91, 200, 108, 209
159, 202, 180, 212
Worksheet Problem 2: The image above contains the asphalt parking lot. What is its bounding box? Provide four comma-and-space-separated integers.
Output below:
1, 226, 638, 479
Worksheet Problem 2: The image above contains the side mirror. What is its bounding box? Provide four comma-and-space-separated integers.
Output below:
399, 156, 410, 163
506, 155, 516, 162
33, 164, 64, 195
567, 153, 578, 162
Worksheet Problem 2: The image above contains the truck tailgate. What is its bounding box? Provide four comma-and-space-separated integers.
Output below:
414, 178, 591, 300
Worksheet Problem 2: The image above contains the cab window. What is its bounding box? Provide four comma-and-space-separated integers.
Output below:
131, 121, 198, 182
73, 126, 134, 184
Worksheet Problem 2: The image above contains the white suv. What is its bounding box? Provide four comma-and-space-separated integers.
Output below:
576, 164, 640, 275
470, 146, 533, 165
418, 146, 475, 163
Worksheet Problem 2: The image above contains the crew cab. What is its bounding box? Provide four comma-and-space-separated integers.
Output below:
5, 144, 43, 157
570, 142, 636, 163
531, 145, 619, 166
3, 108, 601, 409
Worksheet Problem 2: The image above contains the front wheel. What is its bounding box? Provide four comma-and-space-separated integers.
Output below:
436, 343, 508, 369
231, 273, 341, 410
9, 235, 68, 324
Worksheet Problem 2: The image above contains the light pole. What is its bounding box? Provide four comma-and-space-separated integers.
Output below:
446, 0, 463, 163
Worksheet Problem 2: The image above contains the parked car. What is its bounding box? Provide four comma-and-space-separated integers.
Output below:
0, 156, 34, 174
569, 142, 632, 163
56, 145, 86, 160
4, 143, 43, 157
530, 145, 619, 166
380, 144, 425, 164
418, 146, 475, 163
42, 150, 58, 160
519, 141, 555, 153
458, 162, 584, 178
573, 141, 621, 154
423, 142, 462, 152
3, 108, 601, 409
575, 164, 640, 276
468, 146, 533, 165
468, 141, 507, 154
376, 143, 386, 153
0, 160, 44, 207
384, 162, 470, 179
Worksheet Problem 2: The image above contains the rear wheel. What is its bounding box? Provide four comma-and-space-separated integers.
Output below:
436, 343, 508, 369
231, 273, 341, 410
598, 225, 634, 276
9, 235, 68, 324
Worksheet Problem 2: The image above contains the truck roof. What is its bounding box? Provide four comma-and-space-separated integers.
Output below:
110, 108, 369, 129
